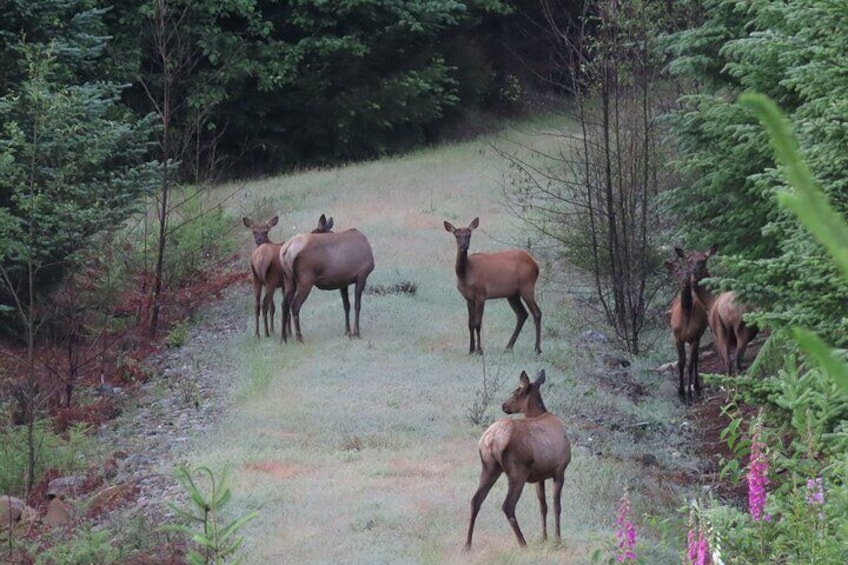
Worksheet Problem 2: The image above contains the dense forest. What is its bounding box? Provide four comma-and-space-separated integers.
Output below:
1, 0, 846, 562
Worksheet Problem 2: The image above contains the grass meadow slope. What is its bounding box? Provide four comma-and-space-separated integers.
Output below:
182, 116, 700, 564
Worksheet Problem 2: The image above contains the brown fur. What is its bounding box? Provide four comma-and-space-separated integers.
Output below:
465, 370, 571, 550
444, 218, 542, 354
280, 225, 374, 342
680, 245, 759, 376
244, 215, 281, 338
707, 291, 759, 375
665, 246, 712, 403
244, 215, 333, 338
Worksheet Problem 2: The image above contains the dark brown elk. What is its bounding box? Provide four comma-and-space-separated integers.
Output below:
444, 218, 542, 354
665, 248, 710, 403
465, 369, 571, 550
244, 215, 333, 338
280, 225, 374, 342
682, 245, 759, 376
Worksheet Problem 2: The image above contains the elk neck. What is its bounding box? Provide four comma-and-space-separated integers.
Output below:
455, 245, 470, 279
525, 394, 548, 418
691, 277, 716, 311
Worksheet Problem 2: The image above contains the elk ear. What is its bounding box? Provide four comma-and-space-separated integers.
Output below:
534, 369, 546, 386
243, 217, 253, 228
326, 217, 334, 231
674, 246, 685, 258
518, 370, 530, 388
470, 217, 479, 230
317, 214, 327, 228
444, 221, 456, 233
708, 243, 718, 256
268, 215, 279, 227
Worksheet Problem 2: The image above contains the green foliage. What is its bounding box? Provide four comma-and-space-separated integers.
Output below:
166, 321, 189, 348
32, 526, 122, 565
0, 421, 96, 497
163, 465, 258, 565
0, 41, 157, 332
688, 93, 848, 565
666, 0, 848, 350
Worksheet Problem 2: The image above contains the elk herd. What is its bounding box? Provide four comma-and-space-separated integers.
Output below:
241, 214, 758, 550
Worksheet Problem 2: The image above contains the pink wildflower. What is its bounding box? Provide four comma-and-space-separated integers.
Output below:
686, 528, 712, 565
615, 491, 637, 562
747, 427, 770, 522
805, 477, 824, 506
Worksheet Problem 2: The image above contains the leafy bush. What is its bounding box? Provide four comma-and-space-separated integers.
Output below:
0, 421, 97, 497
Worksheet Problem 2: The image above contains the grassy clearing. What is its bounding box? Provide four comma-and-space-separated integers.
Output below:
179, 114, 697, 564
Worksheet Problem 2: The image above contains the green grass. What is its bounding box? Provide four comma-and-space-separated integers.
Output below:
179, 114, 695, 564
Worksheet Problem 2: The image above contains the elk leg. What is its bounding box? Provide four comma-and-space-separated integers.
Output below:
502, 475, 528, 547
735, 324, 758, 374
353, 278, 366, 337
466, 300, 476, 353
525, 297, 542, 354
473, 299, 485, 355
339, 286, 352, 336
535, 481, 548, 541
253, 276, 262, 338
676, 339, 686, 401
686, 340, 701, 404
291, 284, 314, 344
552, 474, 564, 542
465, 465, 502, 551
505, 294, 528, 351
713, 322, 732, 375
281, 280, 296, 343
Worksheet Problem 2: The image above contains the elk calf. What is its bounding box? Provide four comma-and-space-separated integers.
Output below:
444, 218, 542, 354
466, 370, 571, 550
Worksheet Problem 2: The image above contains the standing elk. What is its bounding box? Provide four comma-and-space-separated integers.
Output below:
681, 245, 759, 376
665, 249, 710, 403
444, 218, 542, 354
280, 223, 374, 343
243, 214, 333, 338
465, 369, 571, 550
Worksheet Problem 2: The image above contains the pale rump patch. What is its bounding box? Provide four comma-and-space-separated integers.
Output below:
244, 461, 304, 479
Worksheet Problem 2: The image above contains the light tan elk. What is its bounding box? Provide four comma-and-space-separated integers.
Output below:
444, 218, 542, 354
243, 215, 333, 338
280, 225, 374, 342
665, 248, 710, 403
682, 245, 759, 376
465, 369, 571, 550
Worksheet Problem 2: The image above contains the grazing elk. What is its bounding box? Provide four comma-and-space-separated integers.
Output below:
244, 215, 333, 338
280, 224, 374, 343
681, 245, 759, 376
444, 218, 542, 354
465, 369, 571, 550
665, 248, 710, 403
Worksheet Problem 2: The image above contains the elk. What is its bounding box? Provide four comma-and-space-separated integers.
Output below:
444, 218, 542, 354
681, 245, 759, 376
665, 248, 710, 403
280, 225, 374, 343
244, 215, 333, 338
465, 369, 571, 550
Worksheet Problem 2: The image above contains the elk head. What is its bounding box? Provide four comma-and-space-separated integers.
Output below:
675, 244, 718, 285
444, 217, 479, 253
502, 370, 547, 416
243, 215, 279, 245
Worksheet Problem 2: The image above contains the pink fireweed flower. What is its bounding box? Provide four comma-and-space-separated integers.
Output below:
806, 477, 825, 521
687, 530, 712, 565
747, 427, 770, 522
615, 491, 637, 562
805, 477, 824, 506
